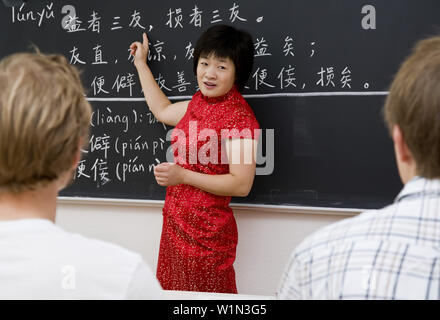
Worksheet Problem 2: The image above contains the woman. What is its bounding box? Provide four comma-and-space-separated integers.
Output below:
130, 25, 259, 293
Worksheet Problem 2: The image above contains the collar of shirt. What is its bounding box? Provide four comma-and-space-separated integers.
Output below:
0, 218, 55, 234
395, 176, 440, 203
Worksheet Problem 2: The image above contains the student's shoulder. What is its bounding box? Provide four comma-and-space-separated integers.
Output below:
291, 208, 383, 258
42, 225, 159, 299
51, 225, 144, 266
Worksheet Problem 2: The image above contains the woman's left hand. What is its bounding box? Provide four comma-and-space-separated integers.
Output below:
154, 162, 185, 187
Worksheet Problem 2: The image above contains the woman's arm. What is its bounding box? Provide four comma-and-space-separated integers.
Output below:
130, 33, 189, 127
154, 138, 258, 197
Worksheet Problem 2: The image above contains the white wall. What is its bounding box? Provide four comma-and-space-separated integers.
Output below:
55, 199, 359, 296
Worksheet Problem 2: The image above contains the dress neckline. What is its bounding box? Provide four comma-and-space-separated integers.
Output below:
199, 85, 238, 104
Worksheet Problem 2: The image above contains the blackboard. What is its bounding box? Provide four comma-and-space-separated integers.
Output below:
1, 0, 439, 209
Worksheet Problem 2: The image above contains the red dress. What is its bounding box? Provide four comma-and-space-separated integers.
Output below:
156, 86, 260, 293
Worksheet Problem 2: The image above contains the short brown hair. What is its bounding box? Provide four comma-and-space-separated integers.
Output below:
193, 24, 254, 91
384, 35, 440, 178
0, 52, 91, 193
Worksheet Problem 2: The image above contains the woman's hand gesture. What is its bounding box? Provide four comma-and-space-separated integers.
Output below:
154, 162, 186, 187
130, 32, 149, 68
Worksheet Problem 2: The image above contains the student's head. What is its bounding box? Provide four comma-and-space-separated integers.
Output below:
0, 51, 91, 194
384, 35, 440, 182
193, 24, 254, 97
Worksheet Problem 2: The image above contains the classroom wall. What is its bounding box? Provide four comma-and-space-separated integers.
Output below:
55, 200, 358, 296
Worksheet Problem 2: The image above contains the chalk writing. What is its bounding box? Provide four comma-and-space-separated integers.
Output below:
88, 11, 101, 33
6, 0, 380, 194
12, 2, 55, 27
166, 8, 183, 28
189, 5, 203, 27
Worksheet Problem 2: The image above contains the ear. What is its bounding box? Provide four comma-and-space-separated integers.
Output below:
392, 125, 413, 164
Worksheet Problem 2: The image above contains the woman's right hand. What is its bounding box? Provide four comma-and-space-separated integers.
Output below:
130, 32, 149, 68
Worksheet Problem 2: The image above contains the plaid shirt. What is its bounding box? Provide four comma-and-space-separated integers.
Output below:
277, 177, 440, 300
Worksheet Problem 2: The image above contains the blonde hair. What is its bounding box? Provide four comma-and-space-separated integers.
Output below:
384, 35, 440, 178
0, 51, 91, 193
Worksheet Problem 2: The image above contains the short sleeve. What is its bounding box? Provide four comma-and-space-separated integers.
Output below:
220, 106, 260, 141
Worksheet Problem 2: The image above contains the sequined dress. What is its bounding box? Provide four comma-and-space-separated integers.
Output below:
156, 86, 260, 293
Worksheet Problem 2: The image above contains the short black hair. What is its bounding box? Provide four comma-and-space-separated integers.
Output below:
193, 24, 254, 91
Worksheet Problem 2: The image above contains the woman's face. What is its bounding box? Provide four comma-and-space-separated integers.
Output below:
196, 54, 236, 98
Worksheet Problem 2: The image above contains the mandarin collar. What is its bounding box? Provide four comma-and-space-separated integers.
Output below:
199, 85, 238, 104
